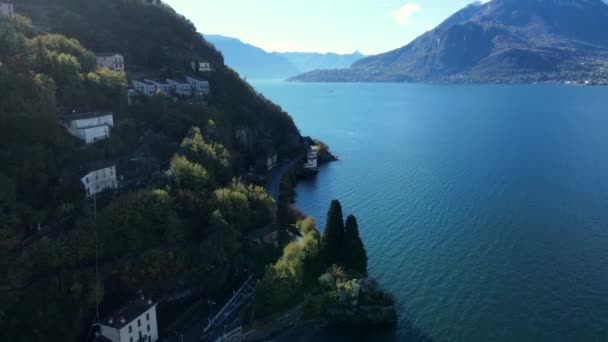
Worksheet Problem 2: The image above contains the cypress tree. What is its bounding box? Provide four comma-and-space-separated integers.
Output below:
321, 200, 345, 267
343, 214, 368, 274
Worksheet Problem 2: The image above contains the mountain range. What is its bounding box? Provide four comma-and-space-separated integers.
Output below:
205, 34, 365, 79
291, 0, 608, 84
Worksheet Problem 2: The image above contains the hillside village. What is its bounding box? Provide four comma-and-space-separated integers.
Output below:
59, 49, 216, 200
0, 1, 328, 341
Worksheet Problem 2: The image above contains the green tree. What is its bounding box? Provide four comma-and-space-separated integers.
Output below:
85, 66, 128, 107
31, 34, 96, 72
179, 126, 230, 182
254, 268, 292, 317
166, 155, 212, 192
254, 217, 322, 318
212, 187, 251, 233
98, 189, 182, 256
211, 181, 274, 233
320, 200, 345, 267
297, 218, 323, 285
343, 215, 368, 274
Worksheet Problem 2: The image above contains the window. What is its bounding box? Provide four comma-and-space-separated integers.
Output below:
128, 325, 132, 333
129, 338, 133, 342
138, 319, 141, 327
147, 324, 150, 332
146, 313, 149, 321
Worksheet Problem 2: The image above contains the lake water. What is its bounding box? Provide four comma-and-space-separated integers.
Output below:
252, 81, 608, 342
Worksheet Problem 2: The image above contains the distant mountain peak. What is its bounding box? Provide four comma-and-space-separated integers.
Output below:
290, 0, 608, 83
204, 34, 366, 79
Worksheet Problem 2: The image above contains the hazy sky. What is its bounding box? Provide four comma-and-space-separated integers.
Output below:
163, 0, 481, 55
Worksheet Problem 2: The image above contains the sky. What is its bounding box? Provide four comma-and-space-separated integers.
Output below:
163, 0, 483, 55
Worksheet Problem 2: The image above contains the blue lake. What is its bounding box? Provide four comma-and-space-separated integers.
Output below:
252, 81, 608, 342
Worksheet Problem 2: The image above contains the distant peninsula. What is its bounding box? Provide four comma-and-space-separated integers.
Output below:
290, 0, 608, 85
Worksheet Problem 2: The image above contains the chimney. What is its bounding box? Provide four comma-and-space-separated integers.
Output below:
120, 317, 126, 324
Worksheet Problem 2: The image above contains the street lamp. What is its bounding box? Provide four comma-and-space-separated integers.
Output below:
207, 299, 216, 321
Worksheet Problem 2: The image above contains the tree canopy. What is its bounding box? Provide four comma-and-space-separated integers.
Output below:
321, 200, 345, 266
254, 217, 320, 318
343, 215, 368, 274
320, 200, 368, 274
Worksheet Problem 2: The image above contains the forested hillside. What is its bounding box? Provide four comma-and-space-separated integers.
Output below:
0, 1, 304, 341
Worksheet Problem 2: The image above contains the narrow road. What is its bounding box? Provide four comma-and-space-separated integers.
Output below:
198, 278, 256, 342
174, 154, 304, 342
178, 278, 256, 342
265, 152, 305, 201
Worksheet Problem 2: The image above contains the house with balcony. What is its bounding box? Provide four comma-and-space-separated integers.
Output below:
167, 77, 193, 96
0, 2, 14, 17
96, 53, 125, 72
96, 297, 159, 342
132, 76, 210, 98
144, 78, 173, 95
60, 112, 114, 144
81, 162, 119, 197
186, 76, 210, 96
132, 80, 157, 96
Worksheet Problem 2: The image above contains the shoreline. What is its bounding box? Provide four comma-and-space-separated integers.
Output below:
243, 151, 334, 341
252, 150, 396, 341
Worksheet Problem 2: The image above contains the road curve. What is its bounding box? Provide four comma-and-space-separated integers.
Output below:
265, 152, 305, 201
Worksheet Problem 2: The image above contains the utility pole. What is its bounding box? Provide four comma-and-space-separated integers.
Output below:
207, 299, 216, 322
94, 193, 100, 324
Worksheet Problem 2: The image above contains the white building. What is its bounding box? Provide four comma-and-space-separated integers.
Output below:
133, 76, 209, 97
304, 145, 318, 170
199, 62, 212, 72
96, 53, 125, 72
81, 164, 118, 197
186, 76, 210, 95
0, 2, 14, 18
61, 112, 114, 144
132, 80, 157, 96
98, 298, 159, 342
191, 61, 212, 72
167, 78, 193, 96
144, 78, 173, 95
